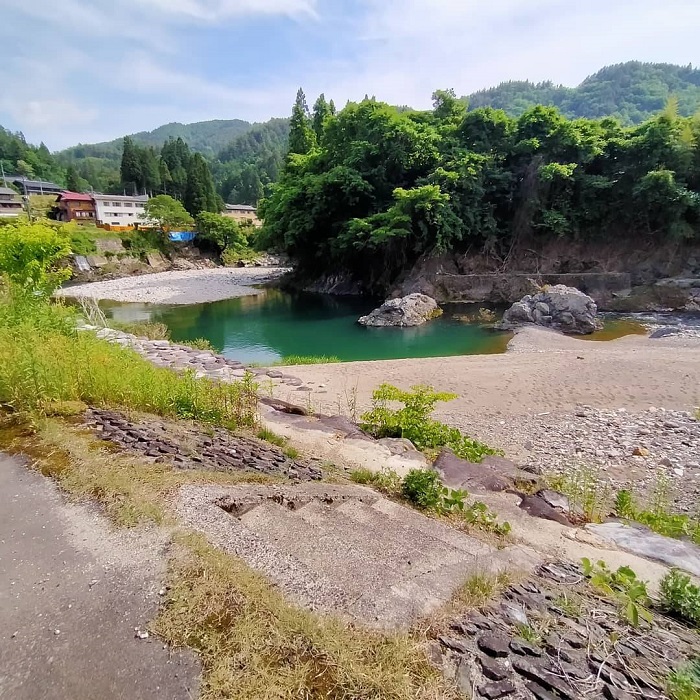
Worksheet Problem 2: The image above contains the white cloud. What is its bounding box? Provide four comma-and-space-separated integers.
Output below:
137, 0, 318, 22
313, 0, 700, 109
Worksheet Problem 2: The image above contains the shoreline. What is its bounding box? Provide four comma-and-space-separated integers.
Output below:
55, 267, 290, 305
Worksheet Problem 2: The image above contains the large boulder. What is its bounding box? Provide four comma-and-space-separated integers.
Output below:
358, 293, 442, 327
497, 285, 601, 335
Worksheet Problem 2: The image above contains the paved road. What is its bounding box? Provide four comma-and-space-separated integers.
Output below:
0, 454, 199, 700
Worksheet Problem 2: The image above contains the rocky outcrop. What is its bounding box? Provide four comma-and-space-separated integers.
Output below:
358, 293, 442, 327
497, 285, 601, 335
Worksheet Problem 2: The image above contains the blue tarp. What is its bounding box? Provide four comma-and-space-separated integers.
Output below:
169, 231, 196, 242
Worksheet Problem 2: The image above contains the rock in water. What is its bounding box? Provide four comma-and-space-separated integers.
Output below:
358, 293, 442, 327
497, 284, 601, 335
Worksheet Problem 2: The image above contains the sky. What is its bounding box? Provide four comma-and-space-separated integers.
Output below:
1, 0, 699, 151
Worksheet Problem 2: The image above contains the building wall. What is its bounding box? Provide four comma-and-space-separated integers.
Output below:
59, 200, 96, 222
222, 209, 261, 226
94, 196, 147, 230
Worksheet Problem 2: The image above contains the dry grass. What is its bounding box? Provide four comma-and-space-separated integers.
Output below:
154, 531, 456, 700
0, 414, 275, 527
452, 570, 514, 610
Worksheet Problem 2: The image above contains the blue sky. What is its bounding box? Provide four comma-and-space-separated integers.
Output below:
1, 0, 699, 150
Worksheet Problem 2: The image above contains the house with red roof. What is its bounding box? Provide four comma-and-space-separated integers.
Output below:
55, 191, 96, 223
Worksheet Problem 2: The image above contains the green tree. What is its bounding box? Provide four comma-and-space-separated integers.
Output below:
183, 154, 220, 216
195, 211, 247, 252
312, 93, 333, 140
142, 194, 193, 234
288, 88, 316, 156
65, 165, 82, 192
120, 136, 142, 194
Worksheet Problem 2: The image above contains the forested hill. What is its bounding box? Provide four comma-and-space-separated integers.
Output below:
60, 118, 252, 162
465, 62, 700, 124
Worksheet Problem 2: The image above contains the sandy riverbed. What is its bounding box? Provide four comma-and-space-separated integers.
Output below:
275, 327, 700, 457
56, 267, 289, 305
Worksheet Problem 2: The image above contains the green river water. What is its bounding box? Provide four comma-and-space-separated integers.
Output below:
101, 289, 645, 365
101, 290, 513, 364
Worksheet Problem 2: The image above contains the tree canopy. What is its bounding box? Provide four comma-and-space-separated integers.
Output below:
260, 89, 700, 289
142, 195, 193, 234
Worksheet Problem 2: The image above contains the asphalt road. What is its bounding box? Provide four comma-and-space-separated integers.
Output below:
0, 454, 199, 700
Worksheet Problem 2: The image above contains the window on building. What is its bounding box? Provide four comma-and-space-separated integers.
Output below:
112, 202, 121, 207
124, 202, 132, 207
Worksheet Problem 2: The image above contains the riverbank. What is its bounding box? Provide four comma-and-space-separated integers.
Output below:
56, 267, 289, 305
274, 327, 700, 508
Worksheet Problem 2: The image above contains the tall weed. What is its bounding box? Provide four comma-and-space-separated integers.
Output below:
0, 290, 257, 428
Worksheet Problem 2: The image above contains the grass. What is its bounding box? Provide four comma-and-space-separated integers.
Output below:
0, 414, 275, 528
546, 464, 610, 523
614, 481, 700, 545
256, 427, 288, 447
180, 338, 215, 351
452, 570, 512, 610
110, 320, 171, 340
0, 293, 257, 429
283, 445, 300, 459
279, 355, 341, 365
667, 659, 700, 700
153, 532, 455, 700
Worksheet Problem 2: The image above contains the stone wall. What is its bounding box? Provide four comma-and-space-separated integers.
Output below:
426, 272, 632, 309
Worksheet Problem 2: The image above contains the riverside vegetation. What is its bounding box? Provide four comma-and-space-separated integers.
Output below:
260, 87, 700, 291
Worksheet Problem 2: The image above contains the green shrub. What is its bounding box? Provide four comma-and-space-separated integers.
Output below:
660, 569, 700, 627
581, 558, 652, 627
0, 221, 72, 294
401, 469, 445, 510
360, 383, 500, 462
614, 486, 700, 544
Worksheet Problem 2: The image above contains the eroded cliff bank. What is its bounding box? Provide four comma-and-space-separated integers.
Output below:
393, 239, 700, 311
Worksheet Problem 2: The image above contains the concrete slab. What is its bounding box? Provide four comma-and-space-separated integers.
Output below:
177, 483, 526, 628
0, 455, 199, 700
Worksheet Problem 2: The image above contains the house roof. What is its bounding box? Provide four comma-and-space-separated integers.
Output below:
92, 193, 148, 202
225, 203, 257, 212
58, 191, 93, 202
0, 187, 19, 197
13, 178, 62, 190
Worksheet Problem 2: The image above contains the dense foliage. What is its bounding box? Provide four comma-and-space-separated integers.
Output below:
467, 62, 700, 124
260, 87, 700, 288
0, 127, 66, 185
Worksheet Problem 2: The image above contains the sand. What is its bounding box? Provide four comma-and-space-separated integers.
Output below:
56, 267, 289, 305
275, 327, 700, 457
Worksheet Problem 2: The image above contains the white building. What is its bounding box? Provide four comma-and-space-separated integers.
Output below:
93, 194, 148, 230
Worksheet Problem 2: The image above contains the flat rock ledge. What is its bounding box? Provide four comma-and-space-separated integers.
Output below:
497, 285, 602, 335
358, 293, 442, 327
